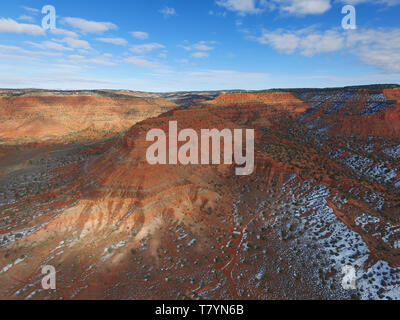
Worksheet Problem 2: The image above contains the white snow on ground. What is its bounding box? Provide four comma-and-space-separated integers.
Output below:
51, 240, 66, 252
367, 93, 386, 102
362, 190, 385, 211
101, 240, 128, 262
382, 223, 400, 249
357, 261, 400, 300
329, 149, 344, 159
277, 177, 400, 300
187, 238, 196, 247
364, 143, 374, 154
343, 154, 373, 174
25, 289, 43, 300
339, 153, 399, 188
366, 163, 398, 184
328, 147, 399, 188
103, 240, 128, 253
355, 213, 380, 232
1, 228, 35, 247
297, 185, 370, 269
384, 145, 400, 159
1, 200, 80, 248
1, 257, 25, 274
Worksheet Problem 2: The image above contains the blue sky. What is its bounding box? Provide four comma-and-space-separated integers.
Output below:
0, 0, 399, 91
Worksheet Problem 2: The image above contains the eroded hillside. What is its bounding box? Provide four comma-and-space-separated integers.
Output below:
0, 86, 399, 300
0, 94, 176, 144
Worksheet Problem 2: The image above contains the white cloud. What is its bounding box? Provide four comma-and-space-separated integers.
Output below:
181, 41, 216, 51
0, 18, 44, 35
89, 57, 117, 66
50, 28, 79, 38
179, 41, 216, 60
20, 6, 39, 14
216, 0, 265, 15
273, 0, 331, 15
68, 54, 85, 61
26, 40, 73, 51
45, 41, 74, 51
131, 31, 149, 40
17, 15, 35, 22
68, 54, 117, 66
0, 44, 62, 56
0, 53, 36, 61
63, 17, 117, 33
254, 27, 400, 72
336, 0, 400, 6
124, 56, 163, 69
0, 44, 29, 52
209, 9, 228, 17
0, 65, 273, 91
62, 37, 92, 50
216, 0, 332, 16
96, 37, 127, 45
0, 73, 119, 89
191, 52, 210, 58
175, 58, 189, 64
216, 0, 399, 16
130, 43, 165, 54
160, 7, 177, 18
194, 43, 214, 51
255, 29, 301, 53
255, 27, 345, 56
346, 28, 400, 72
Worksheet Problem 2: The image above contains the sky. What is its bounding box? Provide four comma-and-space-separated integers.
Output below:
0, 0, 399, 92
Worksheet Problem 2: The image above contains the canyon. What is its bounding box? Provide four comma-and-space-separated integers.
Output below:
0, 85, 399, 300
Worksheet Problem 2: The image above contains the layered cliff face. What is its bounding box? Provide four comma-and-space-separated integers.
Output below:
0, 86, 399, 300
0, 91, 177, 178
0, 95, 176, 144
